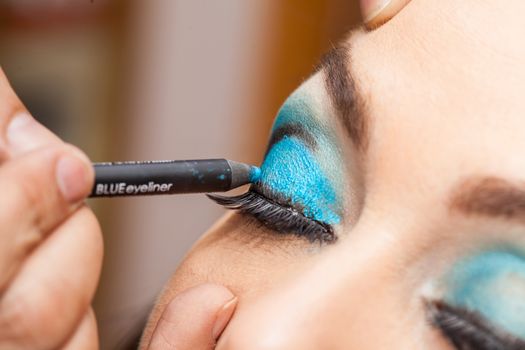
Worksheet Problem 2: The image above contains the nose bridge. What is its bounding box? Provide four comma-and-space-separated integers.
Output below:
218, 222, 420, 350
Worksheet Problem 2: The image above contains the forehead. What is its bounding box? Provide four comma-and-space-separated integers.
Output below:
341, 1, 525, 212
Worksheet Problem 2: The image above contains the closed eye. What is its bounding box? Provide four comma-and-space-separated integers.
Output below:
207, 191, 336, 243
426, 300, 525, 350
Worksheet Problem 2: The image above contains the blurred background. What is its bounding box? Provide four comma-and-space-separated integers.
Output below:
0, 1, 360, 348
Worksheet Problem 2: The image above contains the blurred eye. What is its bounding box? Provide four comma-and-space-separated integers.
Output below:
427, 301, 525, 350
428, 249, 525, 350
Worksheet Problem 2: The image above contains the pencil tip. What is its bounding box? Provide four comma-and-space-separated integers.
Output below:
249, 166, 261, 183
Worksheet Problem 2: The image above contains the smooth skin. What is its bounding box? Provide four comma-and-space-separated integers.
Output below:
360, 0, 412, 28
142, 0, 525, 349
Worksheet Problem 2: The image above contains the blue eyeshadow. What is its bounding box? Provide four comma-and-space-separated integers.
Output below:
443, 249, 525, 338
256, 87, 343, 225
259, 136, 340, 225
271, 88, 326, 135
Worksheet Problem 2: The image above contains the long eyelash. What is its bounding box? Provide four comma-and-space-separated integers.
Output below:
426, 300, 525, 350
207, 191, 336, 243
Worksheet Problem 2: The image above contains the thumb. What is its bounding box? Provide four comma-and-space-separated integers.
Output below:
360, 0, 412, 28
147, 283, 237, 350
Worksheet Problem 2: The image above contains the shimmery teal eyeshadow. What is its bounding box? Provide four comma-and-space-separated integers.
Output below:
444, 249, 525, 338
257, 86, 343, 225
259, 136, 340, 225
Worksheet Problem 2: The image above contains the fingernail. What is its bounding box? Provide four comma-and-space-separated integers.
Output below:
6, 112, 56, 155
56, 150, 93, 203
212, 297, 238, 339
361, 0, 391, 23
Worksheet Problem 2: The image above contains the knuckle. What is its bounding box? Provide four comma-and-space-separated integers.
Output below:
0, 293, 43, 348
4, 147, 67, 233
18, 171, 46, 210
0, 275, 86, 349
0, 182, 47, 264
16, 171, 50, 235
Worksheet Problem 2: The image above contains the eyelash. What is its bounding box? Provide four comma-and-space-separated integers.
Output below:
207, 190, 336, 243
426, 300, 525, 350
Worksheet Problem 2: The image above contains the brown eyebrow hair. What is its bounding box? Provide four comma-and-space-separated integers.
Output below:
320, 43, 368, 150
450, 176, 525, 221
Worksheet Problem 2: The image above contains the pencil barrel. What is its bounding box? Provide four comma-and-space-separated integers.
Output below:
90, 159, 233, 197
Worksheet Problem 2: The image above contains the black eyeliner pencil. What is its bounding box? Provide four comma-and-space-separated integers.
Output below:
89, 159, 261, 198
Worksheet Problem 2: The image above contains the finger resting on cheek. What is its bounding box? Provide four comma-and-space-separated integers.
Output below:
146, 284, 237, 350
0, 207, 103, 350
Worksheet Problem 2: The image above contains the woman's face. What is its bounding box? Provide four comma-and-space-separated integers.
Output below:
144, 1, 525, 348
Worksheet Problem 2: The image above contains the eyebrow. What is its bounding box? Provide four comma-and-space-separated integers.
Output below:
450, 177, 525, 222
320, 42, 368, 150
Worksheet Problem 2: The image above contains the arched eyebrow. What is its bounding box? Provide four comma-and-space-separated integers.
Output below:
450, 177, 525, 222
320, 43, 369, 151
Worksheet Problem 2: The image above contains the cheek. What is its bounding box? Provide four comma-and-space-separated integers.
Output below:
143, 213, 316, 342
183, 215, 315, 291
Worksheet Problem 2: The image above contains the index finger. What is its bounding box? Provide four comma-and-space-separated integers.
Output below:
361, 0, 412, 29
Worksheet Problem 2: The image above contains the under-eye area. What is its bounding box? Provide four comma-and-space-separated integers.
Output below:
207, 191, 335, 243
